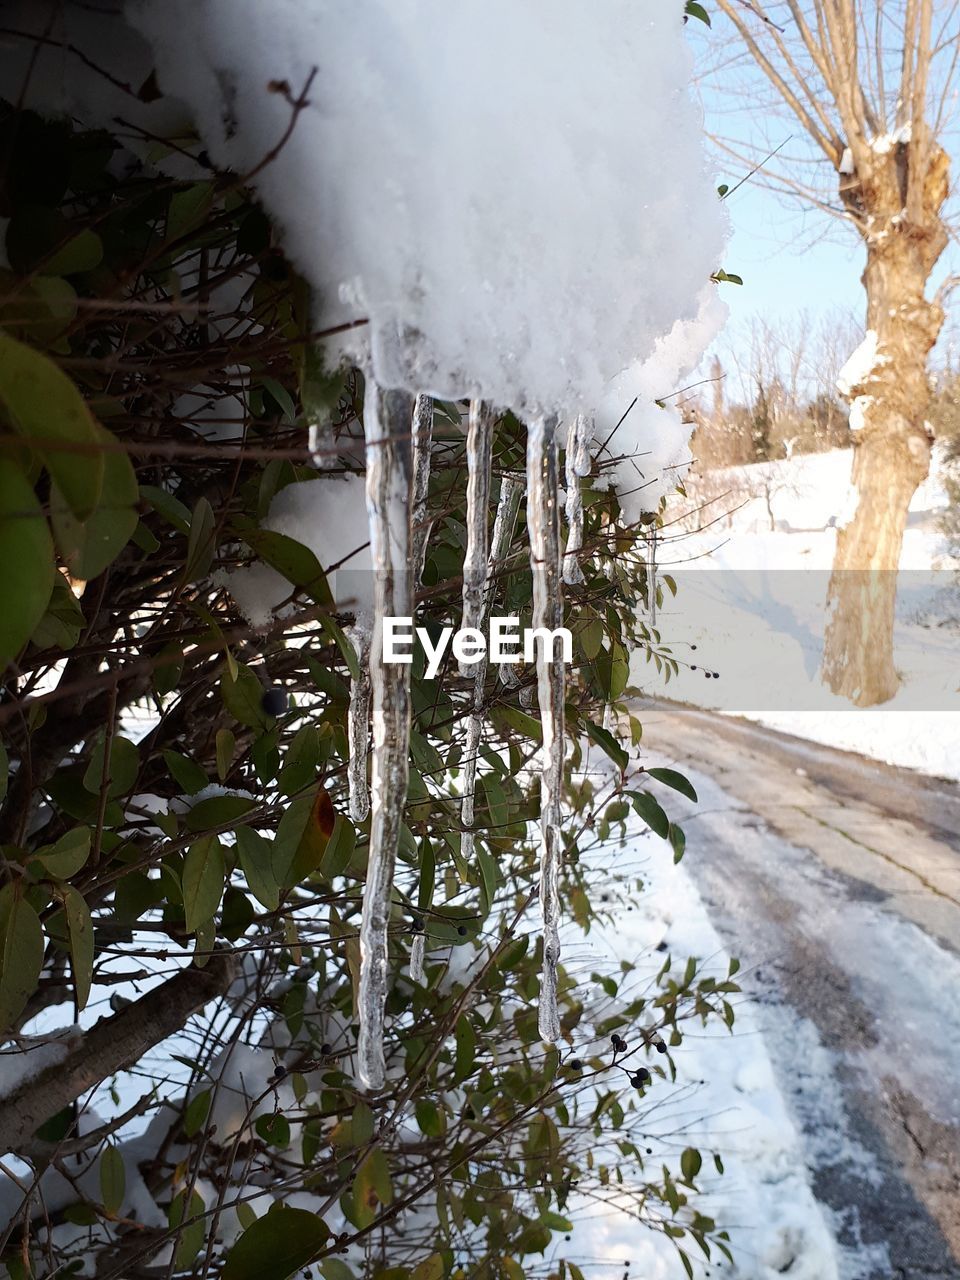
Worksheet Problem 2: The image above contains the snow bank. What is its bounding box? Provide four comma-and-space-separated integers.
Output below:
570, 789, 843, 1278
131, 0, 726, 421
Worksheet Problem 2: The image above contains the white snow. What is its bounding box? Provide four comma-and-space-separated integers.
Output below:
0, 1028, 80, 1099
659, 446, 960, 779
596, 289, 728, 523
870, 123, 912, 155
131, 0, 726, 421
836, 330, 881, 397
568, 790, 849, 1279
218, 472, 373, 626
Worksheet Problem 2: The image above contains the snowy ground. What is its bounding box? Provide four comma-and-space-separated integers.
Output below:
645, 446, 960, 780
567, 804, 846, 1280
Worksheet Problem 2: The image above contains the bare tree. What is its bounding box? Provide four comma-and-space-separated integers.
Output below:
705, 0, 958, 704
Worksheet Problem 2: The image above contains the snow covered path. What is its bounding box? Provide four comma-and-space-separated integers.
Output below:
640, 702, 960, 1279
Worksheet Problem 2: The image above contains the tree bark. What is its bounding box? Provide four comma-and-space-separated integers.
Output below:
0, 951, 237, 1156
822, 137, 949, 705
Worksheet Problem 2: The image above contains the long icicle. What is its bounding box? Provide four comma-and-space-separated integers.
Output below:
411, 393, 434, 581
562, 414, 592, 586
409, 392, 434, 982
460, 475, 523, 861
346, 621, 372, 822
358, 382, 415, 1090
526, 415, 565, 1045
459, 400, 495, 675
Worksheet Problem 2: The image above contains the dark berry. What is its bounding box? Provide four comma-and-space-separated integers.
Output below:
261, 687, 288, 716
457, 925, 468, 937
655, 1041, 668, 1054
568, 1059, 582, 1071
320, 1042, 331, 1055
713, 672, 720, 679
411, 915, 423, 932
690, 665, 697, 671
690, 644, 697, 650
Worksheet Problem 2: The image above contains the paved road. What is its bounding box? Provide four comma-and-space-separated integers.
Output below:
637, 701, 960, 1280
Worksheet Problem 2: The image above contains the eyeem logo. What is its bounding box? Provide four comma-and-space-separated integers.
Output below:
382, 617, 572, 680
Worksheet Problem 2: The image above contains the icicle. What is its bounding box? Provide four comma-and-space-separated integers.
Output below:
410, 932, 425, 984
526, 415, 565, 1045
357, 381, 415, 1090
647, 524, 658, 623
459, 400, 495, 674
346, 620, 372, 823
461, 476, 522, 860
562, 415, 592, 586
460, 694, 481, 863
307, 420, 337, 469
412, 393, 434, 581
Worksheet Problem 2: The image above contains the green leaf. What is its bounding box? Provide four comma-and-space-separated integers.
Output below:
186, 793, 256, 832
222, 663, 270, 729
255, 1112, 291, 1148
240, 527, 331, 606
351, 1148, 392, 1228
490, 704, 542, 741
35, 826, 91, 879
30, 571, 85, 651
0, 884, 44, 1030
235, 827, 281, 911
140, 484, 190, 534
216, 728, 235, 782
681, 1146, 703, 1182
182, 835, 225, 931
646, 767, 698, 803
684, 0, 711, 25
0, 330, 104, 519
669, 822, 686, 863
83, 734, 140, 799
319, 814, 356, 879
627, 790, 670, 839
166, 181, 215, 242
415, 1099, 445, 1137
99, 1144, 126, 1216
411, 1257, 444, 1280
62, 884, 94, 1011
584, 718, 629, 772
454, 1014, 476, 1083
184, 497, 217, 582
352, 1098, 374, 1145
222, 1207, 329, 1280
169, 1188, 205, 1271
183, 1089, 211, 1138
50, 428, 139, 579
0, 461, 54, 667
163, 750, 209, 796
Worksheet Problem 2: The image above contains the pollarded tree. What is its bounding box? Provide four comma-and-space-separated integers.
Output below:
706, 0, 957, 704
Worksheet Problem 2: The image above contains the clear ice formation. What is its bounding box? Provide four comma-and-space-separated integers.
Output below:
461, 475, 523, 861
357, 381, 415, 1090
346, 621, 372, 823
525, 415, 565, 1044
562, 414, 592, 585
412, 392, 434, 581
459, 400, 495, 675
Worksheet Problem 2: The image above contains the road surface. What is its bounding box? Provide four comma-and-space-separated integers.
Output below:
638, 701, 960, 1280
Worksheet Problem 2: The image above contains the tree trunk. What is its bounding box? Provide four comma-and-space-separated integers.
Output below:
822, 138, 949, 705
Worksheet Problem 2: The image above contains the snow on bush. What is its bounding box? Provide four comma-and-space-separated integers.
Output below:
131, 0, 726, 423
